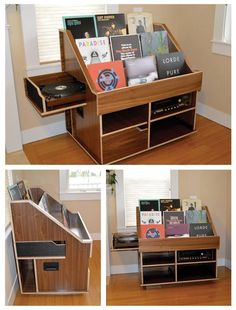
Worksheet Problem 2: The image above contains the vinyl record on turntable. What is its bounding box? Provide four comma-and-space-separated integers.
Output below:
41, 81, 85, 99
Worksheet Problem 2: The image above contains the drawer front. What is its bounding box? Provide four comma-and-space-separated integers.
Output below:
102, 126, 148, 163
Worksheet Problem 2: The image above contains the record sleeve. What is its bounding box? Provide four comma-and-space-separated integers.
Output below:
163, 211, 185, 226
140, 224, 165, 239
110, 34, 142, 61
63, 15, 97, 39
140, 31, 169, 57
127, 12, 153, 34
87, 60, 126, 92
76, 37, 111, 65
185, 210, 207, 224
182, 199, 202, 211
189, 223, 213, 237
95, 14, 126, 37
160, 199, 181, 212
139, 199, 160, 211
140, 211, 162, 224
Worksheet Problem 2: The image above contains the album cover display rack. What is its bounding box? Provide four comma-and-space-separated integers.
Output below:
24, 23, 203, 164
136, 206, 220, 287
10, 188, 92, 294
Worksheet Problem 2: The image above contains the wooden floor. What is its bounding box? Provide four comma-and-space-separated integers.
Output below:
106, 266, 231, 306
22, 115, 231, 165
14, 240, 100, 306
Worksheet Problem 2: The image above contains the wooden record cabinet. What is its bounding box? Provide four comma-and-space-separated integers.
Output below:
24, 23, 203, 164
136, 207, 220, 287
10, 188, 92, 294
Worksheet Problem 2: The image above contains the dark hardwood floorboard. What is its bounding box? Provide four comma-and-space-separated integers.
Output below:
22, 115, 231, 165
106, 266, 231, 306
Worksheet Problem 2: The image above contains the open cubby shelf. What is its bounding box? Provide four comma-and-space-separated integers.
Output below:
24, 23, 202, 164
18, 260, 37, 292
102, 104, 148, 135
137, 207, 220, 287
143, 266, 176, 284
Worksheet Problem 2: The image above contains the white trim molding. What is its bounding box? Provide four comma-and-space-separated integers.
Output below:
211, 5, 231, 57
217, 258, 231, 269
111, 264, 138, 275
21, 120, 66, 144
196, 101, 231, 129
211, 40, 231, 57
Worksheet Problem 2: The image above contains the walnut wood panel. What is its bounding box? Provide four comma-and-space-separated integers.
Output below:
139, 236, 220, 252
36, 236, 90, 292
11, 202, 91, 292
97, 71, 202, 115
29, 188, 44, 204
71, 90, 101, 163
102, 126, 148, 164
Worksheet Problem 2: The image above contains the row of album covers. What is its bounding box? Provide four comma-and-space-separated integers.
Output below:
7, 180, 213, 240
62, 12, 188, 92
139, 199, 213, 239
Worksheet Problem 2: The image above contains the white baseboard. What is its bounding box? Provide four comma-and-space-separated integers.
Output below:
21, 120, 66, 144
196, 101, 231, 129
218, 258, 231, 269
7, 276, 18, 306
111, 264, 138, 274
90, 233, 101, 240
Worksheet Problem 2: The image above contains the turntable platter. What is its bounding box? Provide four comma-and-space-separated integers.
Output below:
41, 81, 85, 99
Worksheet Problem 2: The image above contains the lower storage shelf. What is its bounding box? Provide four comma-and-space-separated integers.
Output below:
177, 262, 216, 282
150, 110, 195, 147
143, 266, 175, 284
18, 260, 37, 292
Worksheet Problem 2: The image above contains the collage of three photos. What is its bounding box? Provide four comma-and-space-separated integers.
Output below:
5, 3, 231, 307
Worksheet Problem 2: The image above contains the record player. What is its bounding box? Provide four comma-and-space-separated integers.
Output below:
24, 71, 87, 115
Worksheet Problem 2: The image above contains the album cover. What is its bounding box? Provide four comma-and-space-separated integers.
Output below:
163, 211, 185, 227
110, 34, 142, 61
140, 211, 162, 225
185, 210, 207, 224
182, 199, 202, 211
8, 184, 22, 201
87, 60, 126, 92
189, 223, 213, 237
156, 51, 187, 79
140, 224, 165, 239
95, 14, 126, 37
140, 31, 169, 57
17, 180, 27, 199
127, 12, 153, 34
139, 199, 160, 211
124, 55, 158, 86
166, 224, 189, 236
160, 199, 181, 212
63, 15, 97, 39
76, 37, 111, 65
